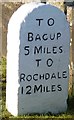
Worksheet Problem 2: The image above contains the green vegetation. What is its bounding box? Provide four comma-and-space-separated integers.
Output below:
1, 56, 6, 80
0, 56, 6, 82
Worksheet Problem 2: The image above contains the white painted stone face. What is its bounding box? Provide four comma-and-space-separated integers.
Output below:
6, 2, 70, 116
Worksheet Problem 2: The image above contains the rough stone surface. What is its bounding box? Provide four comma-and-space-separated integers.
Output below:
6, 2, 70, 116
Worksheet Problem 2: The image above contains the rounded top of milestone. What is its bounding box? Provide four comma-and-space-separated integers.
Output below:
8, 2, 66, 28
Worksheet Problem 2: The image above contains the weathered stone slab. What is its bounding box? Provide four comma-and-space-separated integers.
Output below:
6, 2, 70, 116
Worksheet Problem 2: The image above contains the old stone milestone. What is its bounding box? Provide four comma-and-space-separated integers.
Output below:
6, 2, 70, 116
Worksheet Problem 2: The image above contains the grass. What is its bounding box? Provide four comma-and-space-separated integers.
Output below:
0, 56, 6, 81
0, 81, 74, 119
